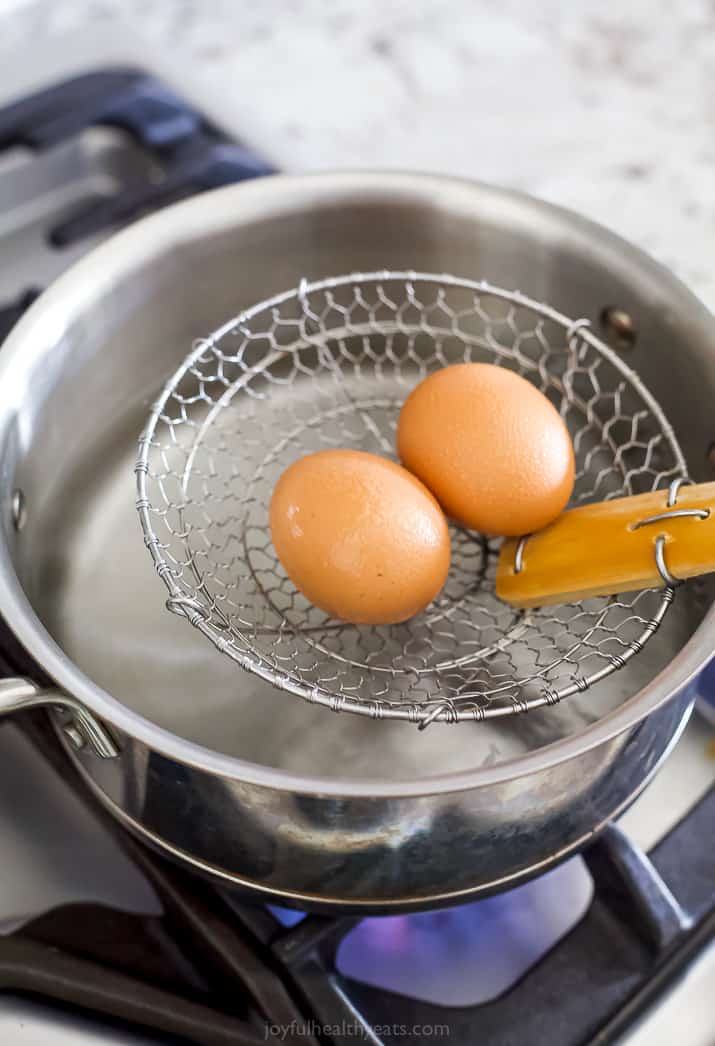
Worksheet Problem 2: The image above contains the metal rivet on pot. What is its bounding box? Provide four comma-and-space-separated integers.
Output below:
11, 489, 26, 531
600, 306, 638, 351
63, 724, 86, 750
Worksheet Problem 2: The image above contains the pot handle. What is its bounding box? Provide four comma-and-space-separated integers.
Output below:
0, 677, 118, 758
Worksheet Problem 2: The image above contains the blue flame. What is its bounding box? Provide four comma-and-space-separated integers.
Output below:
334, 857, 594, 1006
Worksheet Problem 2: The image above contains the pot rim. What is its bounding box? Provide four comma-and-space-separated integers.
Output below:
0, 171, 712, 797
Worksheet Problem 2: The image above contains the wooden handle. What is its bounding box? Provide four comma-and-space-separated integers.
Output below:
496, 481, 715, 608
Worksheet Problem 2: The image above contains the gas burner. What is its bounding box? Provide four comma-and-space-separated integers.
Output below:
0, 69, 273, 340
333, 859, 593, 1006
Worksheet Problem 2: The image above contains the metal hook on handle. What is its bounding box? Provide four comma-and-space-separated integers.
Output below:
654, 535, 684, 589
667, 476, 689, 507
636, 477, 702, 589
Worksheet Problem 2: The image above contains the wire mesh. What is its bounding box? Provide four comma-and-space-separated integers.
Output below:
136, 272, 686, 726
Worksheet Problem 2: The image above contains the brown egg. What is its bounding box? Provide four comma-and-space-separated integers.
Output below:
397, 363, 575, 537
270, 450, 450, 625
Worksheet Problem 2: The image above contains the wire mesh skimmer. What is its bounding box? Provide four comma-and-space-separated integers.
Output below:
136, 272, 686, 728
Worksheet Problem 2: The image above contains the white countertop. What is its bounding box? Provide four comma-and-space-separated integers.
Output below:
0, 0, 714, 309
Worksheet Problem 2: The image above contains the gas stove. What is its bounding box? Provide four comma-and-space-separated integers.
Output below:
0, 68, 713, 1046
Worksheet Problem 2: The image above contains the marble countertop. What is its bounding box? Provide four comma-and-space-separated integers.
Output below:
0, 0, 713, 308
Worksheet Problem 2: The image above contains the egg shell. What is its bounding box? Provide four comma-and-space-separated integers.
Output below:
397, 362, 575, 537
269, 449, 451, 625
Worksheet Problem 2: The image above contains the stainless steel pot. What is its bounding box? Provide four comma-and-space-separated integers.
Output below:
0, 173, 712, 913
